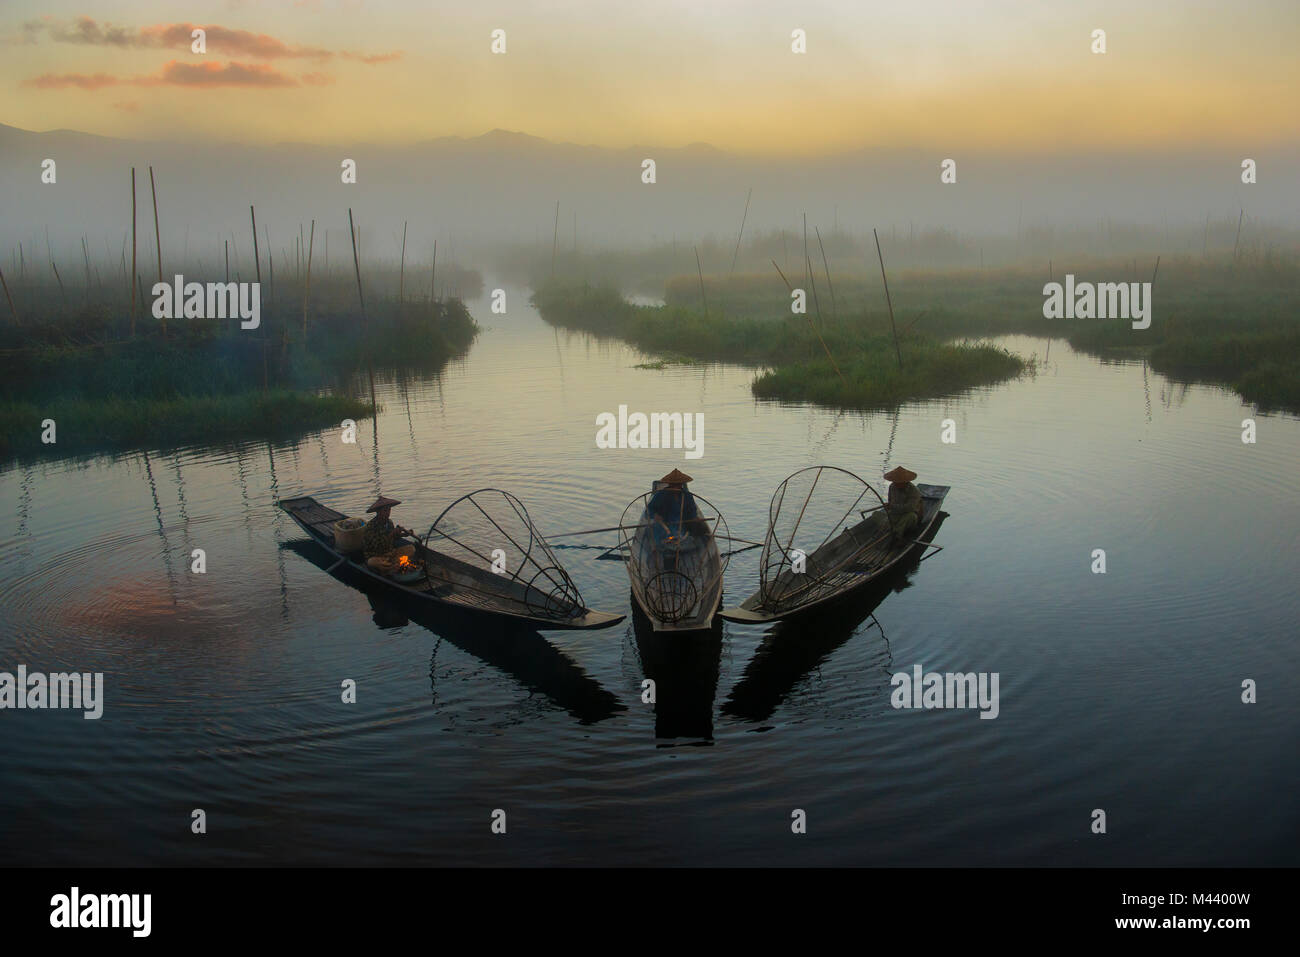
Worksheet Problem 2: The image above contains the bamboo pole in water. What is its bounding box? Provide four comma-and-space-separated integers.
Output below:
803, 213, 809, 291
694, 246, 708, 318
815, 225, 836, 320
250, 206, 262, 288
771, 259, 842, 384
398, 220, 406, 303
551, 201, 559, 277
873, 228, 903, 370
348, 208, 366, 317
52, 260, 66, 302
729, 186, 751, 276
149, 167, 162, 284
130, 169, 137, 335
430, 239, 437, 305
149, 167, 164, 337
0, 267, 18, 324
805, 250, 822, 330
302, 219, 315, 336
348, 209, 377, 417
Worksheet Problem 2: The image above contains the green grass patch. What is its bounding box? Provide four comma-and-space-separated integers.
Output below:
0, 294, 478, 461
633, 354, 705, 369
533, 279, 1028, 409
0, 391, 375, 461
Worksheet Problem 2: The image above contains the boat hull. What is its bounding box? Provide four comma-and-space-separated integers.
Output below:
280, 495, 624, 630
720, 484, 950, 625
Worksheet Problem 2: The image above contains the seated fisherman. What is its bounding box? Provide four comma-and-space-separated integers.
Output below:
883, 466, 924, 543
362, 495, 417, 571
647, 469, 702, 548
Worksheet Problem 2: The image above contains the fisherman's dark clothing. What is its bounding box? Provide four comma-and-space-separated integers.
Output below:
363, 516, 399, 558
647, 487, 707, 564
885, 482, 923, 541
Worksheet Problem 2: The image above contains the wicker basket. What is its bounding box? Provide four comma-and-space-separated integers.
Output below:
333, 517, 366, 552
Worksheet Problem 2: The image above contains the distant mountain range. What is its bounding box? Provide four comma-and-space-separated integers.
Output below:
3, 121, 1297, 265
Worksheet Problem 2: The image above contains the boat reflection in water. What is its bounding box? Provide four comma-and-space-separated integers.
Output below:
280, 539, 625, 725
629, 599, 724, 743
722, 512, 948, 723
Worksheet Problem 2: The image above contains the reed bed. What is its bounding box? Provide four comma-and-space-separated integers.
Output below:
0, 241, 480, 460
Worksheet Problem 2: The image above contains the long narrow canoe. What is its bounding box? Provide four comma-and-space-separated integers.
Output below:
281, 494, 625, 630
720, 483, 949, 625
620, 485, 727, 634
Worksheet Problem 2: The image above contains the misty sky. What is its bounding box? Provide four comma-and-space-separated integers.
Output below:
4, 0, 1298, 154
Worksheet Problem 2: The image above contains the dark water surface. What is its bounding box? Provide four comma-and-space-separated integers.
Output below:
3, 284, 1298, 866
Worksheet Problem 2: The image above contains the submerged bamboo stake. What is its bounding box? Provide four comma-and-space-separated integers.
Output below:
802, 213, 809, 291
398, 220, 407, 302
729, 187, 751, 276
771, 259, 843, 384
130, 168, 138, 336
806, 251, 822, 328
1233, 209, 1243, 261
250, 206, 262, 287
225, 240, 229, 282
815, 225, 836, 320
551, 201, 559, 276
302, 219, 315, 336
348, 208, 365, 316
0, 267, 19, 324
149, 166, 162, 284
694, 246, 708, 318
347, 209, 376, 415
873, 228, 903, 370
430, 239, 437, 304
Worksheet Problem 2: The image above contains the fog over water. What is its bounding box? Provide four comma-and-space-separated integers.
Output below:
4, 123, 1298, 270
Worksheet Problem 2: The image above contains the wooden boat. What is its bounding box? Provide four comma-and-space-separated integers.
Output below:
619, 481, 727, 633
720, 467, 949, 625
281, 491, 625, 630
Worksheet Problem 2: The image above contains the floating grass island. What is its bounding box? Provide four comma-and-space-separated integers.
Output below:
535, 251, 1300, 413
532, 280, 1028, 409
0, 296, 478, 462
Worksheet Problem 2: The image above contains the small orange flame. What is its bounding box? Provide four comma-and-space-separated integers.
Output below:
397, 555, 412, 568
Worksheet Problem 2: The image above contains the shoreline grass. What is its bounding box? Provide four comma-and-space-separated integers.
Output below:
0, 391, 375, 462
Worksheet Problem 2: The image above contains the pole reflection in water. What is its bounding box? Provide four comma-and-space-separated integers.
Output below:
279, 538, 624, 726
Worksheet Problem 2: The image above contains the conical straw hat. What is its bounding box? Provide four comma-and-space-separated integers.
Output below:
883, 466, 917, 483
